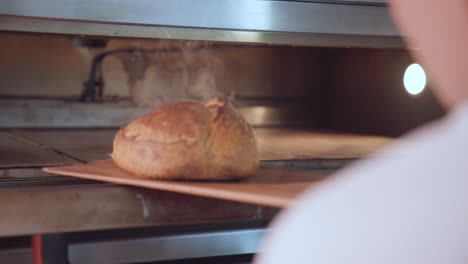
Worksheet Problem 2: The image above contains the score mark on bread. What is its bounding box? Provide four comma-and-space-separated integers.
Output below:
111, 97, 259, 180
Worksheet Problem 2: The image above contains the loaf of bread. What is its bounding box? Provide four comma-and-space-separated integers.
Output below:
111, 97, 259, 180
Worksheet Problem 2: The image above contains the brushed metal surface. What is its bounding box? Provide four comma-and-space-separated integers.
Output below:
0, 0, 397, 35
0, 0, 401, 47
0, 17, 402, 48
69, 228, 263, 263
0, 229, 263, 264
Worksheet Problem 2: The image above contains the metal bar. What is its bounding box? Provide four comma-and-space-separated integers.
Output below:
0, 17, 403, 48
0, 0, 401, 47
0, 229, 263, 264
0, 0, 397, 35
69, 228, 264, 264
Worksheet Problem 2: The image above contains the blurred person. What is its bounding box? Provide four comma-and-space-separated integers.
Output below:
254, 1, 468, 263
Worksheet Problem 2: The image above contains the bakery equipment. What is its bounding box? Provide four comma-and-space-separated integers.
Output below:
0, 1, 444, 263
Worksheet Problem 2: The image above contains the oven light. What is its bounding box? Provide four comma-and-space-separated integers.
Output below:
403, 63, 426, 95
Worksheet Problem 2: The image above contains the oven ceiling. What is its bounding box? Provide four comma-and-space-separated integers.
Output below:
0, 0, 402, 48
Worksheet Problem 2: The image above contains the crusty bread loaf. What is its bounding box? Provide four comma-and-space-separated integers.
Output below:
111, 97, 258, 180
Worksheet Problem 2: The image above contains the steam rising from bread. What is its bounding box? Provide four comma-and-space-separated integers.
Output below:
114, 40, 234, 107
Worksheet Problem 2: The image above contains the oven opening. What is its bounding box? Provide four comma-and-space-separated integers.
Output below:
0, 31, 443, 263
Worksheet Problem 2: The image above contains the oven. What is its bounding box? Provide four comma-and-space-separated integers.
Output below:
0, 1, 444, 263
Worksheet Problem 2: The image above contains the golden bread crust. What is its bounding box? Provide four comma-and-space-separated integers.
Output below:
112, 97, 258, 180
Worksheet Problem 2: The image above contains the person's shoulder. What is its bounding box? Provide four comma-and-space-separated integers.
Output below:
295, 101, 468, 204
373, 101, 468, 170
397, 102, 468, 150
254, 103, 468, 264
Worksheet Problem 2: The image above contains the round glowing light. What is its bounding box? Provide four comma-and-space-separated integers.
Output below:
404, 63, 426, 95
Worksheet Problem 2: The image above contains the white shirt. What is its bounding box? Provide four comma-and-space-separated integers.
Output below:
255, 102, 468, 264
